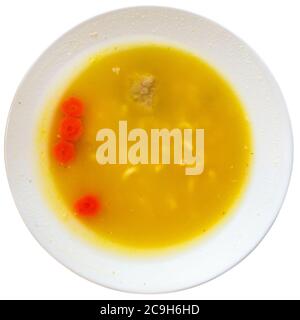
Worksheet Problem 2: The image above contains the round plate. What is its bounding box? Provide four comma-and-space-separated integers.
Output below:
5, 6, 293, 293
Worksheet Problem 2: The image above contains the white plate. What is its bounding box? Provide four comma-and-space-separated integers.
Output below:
5, 6, 293, 293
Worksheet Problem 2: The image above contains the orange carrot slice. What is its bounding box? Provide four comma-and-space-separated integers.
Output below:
74, 194, 100, 216
53, 140, 75, 165
61, 97, 84, 117
59, 117, 83, 142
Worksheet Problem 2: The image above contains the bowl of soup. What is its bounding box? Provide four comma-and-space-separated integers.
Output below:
5, 6, 293, 293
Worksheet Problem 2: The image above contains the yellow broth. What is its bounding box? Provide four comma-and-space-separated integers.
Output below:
39, 43, 252, 251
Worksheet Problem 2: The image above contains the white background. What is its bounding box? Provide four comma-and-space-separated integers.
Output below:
0, 0, 299, 300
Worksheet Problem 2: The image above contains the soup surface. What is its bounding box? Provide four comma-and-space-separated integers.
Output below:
38, 43, 252, 251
